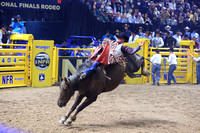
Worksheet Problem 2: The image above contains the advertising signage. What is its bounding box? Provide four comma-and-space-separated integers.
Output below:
0, 0, 62, 11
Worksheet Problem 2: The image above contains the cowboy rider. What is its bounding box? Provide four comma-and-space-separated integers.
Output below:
80, 32, 144, 79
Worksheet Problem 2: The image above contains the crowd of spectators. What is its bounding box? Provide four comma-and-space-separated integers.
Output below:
100, 23, 200, 49
81, 0, 200, 29
80, 0, 200, 48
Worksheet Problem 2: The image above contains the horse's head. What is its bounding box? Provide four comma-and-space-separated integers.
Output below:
57, 77, 75, 108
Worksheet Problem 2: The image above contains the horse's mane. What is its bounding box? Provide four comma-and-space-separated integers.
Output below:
76, 59, 93, 74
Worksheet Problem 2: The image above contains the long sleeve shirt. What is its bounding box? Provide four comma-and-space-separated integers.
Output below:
152, 37, 164, 47
193, 55, 200, 66
167, 53, 177, 65
150, 54, 162, 64
128, 35, 139, 43
11, 21, 24, 34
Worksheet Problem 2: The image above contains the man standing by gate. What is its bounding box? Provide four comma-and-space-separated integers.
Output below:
150, 49, 162, 86
166, 48, 177, 85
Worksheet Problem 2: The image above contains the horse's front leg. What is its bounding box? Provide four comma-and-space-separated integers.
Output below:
65, 95, 98, 125
59, 93, 84, 125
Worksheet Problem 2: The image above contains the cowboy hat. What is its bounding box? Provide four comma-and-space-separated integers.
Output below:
165, 25, 171, 30
184, 26, 190, 30
114, 29, 120, 33
117, 32, 129, 42
123, 24, 129, 27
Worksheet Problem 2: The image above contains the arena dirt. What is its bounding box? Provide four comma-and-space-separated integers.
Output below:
0, 84, 200, 133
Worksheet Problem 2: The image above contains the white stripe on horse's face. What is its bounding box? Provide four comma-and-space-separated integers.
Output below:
60, 80, 66, 90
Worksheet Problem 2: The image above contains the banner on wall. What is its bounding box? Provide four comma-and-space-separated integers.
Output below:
58, 57, 88, 81
0, 0, 62, 11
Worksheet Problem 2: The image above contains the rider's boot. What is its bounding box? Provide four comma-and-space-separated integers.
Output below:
80, 72, 87, 79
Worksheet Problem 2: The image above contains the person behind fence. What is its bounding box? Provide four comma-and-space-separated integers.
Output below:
11, 15, 24, 34
188, 50, 200, 85
101, 30, 117, 43
151, 31, 164, 48
80, 33, 144, 79
165, 47, 177, 85
0, 24, 8, 45
150, 49, 162, 86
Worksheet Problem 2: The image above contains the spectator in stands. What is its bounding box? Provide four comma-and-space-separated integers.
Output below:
128, 13, 136, 23
178, 12, 184, 27
121, 24, 131, 37
108, 10, 115, 22
101, 30, 117, 43
122, 4, 129, 14
150, 49, 162, 86
169, 0, 176, 10
164, 31, 177, 48
168, 16, 177, 26
184, 16, 192, 29
135, 12, 144, 24
105, 2, 113, 14
184, 26, 191, 39
115, 12, 122, 23
144, 30, 152, 43
165, 25, 173, 35
166, 47, 177, 85
160, 7, 170, 25
121, 13, 128, 23
0, 24, 8, 44
137, 27, 145, 38
128, 30, 139, 43
191, 29, 199, 40
126, 9, 133, 19
6, 26, 13, 44
144, 13, 152, 25
114, 29, 120, 39
182, 34, 190, 41
173, 30, 182, 48
11, 15, 24, 34
114, 2, 123, 15
151, 31, 164, 48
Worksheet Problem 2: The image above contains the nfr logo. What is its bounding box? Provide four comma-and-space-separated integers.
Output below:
2, 75, 13, 84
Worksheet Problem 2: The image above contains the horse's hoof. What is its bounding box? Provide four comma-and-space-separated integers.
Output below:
71, 116, 76, 121
64, 118, 72, 125
64, 121, 72, 126
58, 119, 65, 125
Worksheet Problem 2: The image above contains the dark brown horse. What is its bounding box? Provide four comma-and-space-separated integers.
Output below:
57, 54, 149, 125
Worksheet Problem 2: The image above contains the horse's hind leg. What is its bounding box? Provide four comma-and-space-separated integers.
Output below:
65, 95, 98, 125
59, 93, 84, 125
141, 58, 150, 76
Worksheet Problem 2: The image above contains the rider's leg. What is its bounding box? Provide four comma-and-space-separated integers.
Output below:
80, 61, 102, 79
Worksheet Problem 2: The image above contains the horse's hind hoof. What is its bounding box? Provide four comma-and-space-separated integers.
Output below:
64, 118, 72, 126
64, 121, 72, 126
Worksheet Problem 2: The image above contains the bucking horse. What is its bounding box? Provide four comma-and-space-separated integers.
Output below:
57, 53, 149, 125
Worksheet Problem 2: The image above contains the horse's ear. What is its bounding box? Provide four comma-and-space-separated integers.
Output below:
64, 77, 70, 85
60, 77, 63, 82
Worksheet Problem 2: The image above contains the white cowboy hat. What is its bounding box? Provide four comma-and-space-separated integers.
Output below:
165, 25, 171, 30
184, 26, 190, 30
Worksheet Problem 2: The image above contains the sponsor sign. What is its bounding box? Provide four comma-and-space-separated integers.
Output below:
32, 40, 53, 87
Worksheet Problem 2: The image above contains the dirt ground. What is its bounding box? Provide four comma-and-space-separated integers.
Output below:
0, 84, 200, 133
